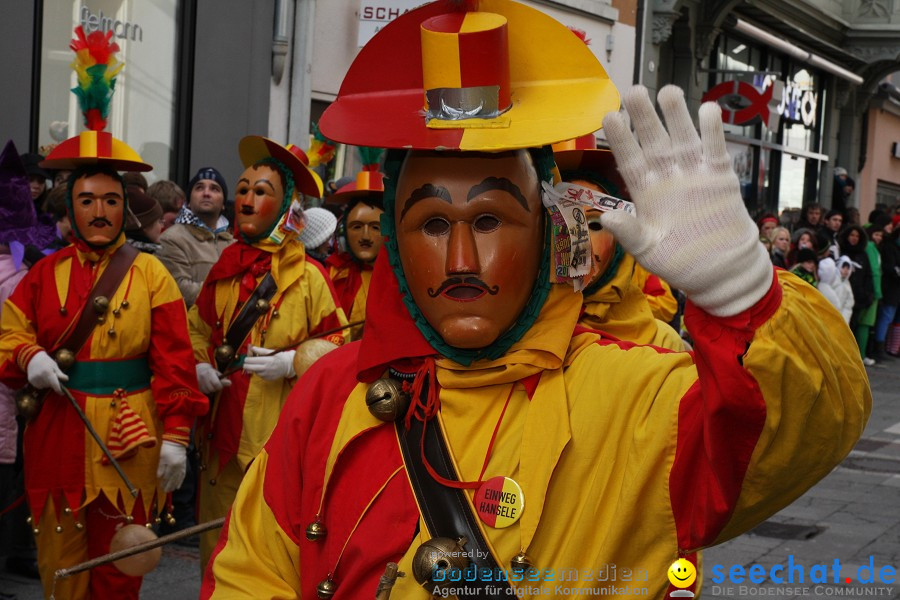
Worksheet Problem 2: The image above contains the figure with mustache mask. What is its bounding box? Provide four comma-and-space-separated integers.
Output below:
187, 136, 349, 569
0, 26, 207, 599
325, 150, 386, 341
203, 3, 869, 599
552, 140, 685, 351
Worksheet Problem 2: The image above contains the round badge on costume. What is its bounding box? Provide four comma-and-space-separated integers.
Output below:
474, 476, 524, 528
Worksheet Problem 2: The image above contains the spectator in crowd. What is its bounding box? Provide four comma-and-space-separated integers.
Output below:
779, 207, 800, 231
20, 153, 51, 215
839, 225, 876, 363
123, 171, 149, 192
875, 218, 899, 361
797, 202, 823, 231
818, 209, 843, 259
298, 206, 338, 264
833, 256, 858, 324
790, 247, 818, 286
817, 256, 841, 315
147, 179, 186, 231
156, 167, 233, 306
42, 185, 72, 251
760, 235, 772, 253
768, 226, 791, 268
757, 212, 778, 240
846, 207, 860, 227
124, 185, 164, 254
832, 167, 855, 214
787, 227, 817, 268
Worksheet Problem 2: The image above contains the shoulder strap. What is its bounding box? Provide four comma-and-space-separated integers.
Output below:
396, 410, 513, 596
58, 243, 139, 356
216, 272, 278, 372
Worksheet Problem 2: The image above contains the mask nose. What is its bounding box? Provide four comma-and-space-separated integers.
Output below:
445, 222, 479, 275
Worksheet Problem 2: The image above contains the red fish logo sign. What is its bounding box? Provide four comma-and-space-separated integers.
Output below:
702, 80, 780, 130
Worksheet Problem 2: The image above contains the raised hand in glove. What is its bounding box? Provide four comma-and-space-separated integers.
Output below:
27, 351, 69, 394
243, 345, 296, 381
600, 85, 773, 317
196, 362, 231, 395
156, 440, 187, 493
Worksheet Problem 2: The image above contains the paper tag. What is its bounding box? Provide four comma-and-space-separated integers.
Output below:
282, 199, 307, 234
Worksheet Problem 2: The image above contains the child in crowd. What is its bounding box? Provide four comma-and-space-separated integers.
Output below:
791, 247, 818, 287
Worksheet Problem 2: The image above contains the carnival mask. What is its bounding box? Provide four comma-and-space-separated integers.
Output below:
346, 201, 384, 263
395, 150, 544, 349
71, 173, 125, 247
568, 179, 617, 287
235, 164, 285, 239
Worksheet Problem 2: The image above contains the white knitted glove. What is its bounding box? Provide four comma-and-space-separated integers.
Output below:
600, 85, 772, 316
156, 440, 187, 493
243, 346, 296, 381
196, 362, 230, 394
26, 351, 69, 394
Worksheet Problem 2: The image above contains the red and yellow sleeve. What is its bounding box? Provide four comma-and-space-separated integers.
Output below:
306, 260, 350, 347
188, 287, 217, 365
145, 259, 209, 443
202, 449, 302, 598
633, 262, 678, 322
0, 271, 43, 389
669, 269, 871, 552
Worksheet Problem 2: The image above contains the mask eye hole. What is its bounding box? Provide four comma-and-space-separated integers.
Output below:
423, 217, 450, 236
473, 215, 501, 233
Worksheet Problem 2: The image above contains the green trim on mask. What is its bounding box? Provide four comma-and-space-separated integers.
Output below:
238, 157, 296, 244
66, 166, 128, 249
381, 146, 556, 366
581, 243, 625, 297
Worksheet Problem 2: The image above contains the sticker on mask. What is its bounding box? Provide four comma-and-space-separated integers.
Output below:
542, 181, 635, 216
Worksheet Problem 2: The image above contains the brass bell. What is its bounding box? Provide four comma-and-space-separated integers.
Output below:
255, 298, 270, 313
75, 522, 84, 530
145, 522, 153, 529
93, 296, 110, 315
126, 515, 134, 523
412, 536, 469, 587
32, 528, 40, 535
15, 388, 42, 420
54, 348, 75, 369
272, 310, 279, 318
26, 516, 32, 524
510, 551, 535, 575
214, 345, 234, 366
154, 517, 162, 525
305, 520, 327, 541
316, 577, 337, 599
113, 308, 121, 317
121, 300, 129, 309
55, 525, 63, 533
107, 328, 116, 338
59, 307, 68, 315
63, 507, 72, 515
365, 378, 409, 422
166, 515, 176, 526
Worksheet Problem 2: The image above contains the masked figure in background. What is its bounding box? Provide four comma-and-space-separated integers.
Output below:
189, 136, 349, 569
325, 148, 385, 341
202, 3, 869, 598
0, 27, 206, 599
553, 141, 684, 350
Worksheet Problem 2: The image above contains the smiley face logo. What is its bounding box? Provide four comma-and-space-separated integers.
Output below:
667, 558, 696, 588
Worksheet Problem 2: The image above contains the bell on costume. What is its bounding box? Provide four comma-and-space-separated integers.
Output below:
365, 378, 410, 422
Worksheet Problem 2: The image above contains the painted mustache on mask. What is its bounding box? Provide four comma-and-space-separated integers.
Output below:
89, 217, 114, 227
427, 276, 500, 298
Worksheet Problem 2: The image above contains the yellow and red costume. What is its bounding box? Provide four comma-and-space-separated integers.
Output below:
202, 254, 870, 599
0, 235, 207, 598
633, 261, 678, 323
326, 251, 371, 334
190, 234, 349, 566
580, 252, 684, 351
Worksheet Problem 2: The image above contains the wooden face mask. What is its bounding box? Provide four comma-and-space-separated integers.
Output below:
568, 178, 617, 287
71, 173, 125, 247
346, 201, 384, 263
394, 150, 544, 349
234, 164, 285, 239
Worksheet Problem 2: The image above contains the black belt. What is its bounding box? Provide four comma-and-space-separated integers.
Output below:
396, 410, 513, 597
216, 272, 278, 372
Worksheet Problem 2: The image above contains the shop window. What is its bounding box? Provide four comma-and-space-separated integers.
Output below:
37, 0, 181, 180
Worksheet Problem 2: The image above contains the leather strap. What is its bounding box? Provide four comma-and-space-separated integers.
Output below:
396, 400, 513, 596
216, 272, 278, 372
59, 243, 139, 359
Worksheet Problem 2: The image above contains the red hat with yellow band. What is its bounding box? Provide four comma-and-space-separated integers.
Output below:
238, 136, 324, 198
319, 0, 619, 151
40, 26, 152, 172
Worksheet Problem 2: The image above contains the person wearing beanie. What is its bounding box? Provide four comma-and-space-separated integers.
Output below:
832, 166, 855, 214
156, 167, 233, 306
0, 43, 207, 597
125, 185, 164, 253
203, 4, 869, 598
790, 247, 818, 286
298, 206, 337, 263
188, 136, 348, 569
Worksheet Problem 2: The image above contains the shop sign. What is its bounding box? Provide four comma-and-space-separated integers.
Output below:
80, 6, 143, 42
358, 0, 424, 46
702, 76, 818, 131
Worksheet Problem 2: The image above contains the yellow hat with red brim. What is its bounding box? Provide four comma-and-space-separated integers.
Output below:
327, 170, 385, 205
238, 136, 324, 198
319, 0, 619, 151
553, 146, 629, 198
39, 130, 152, 172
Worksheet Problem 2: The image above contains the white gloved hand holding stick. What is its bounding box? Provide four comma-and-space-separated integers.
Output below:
243, 345, 296, 381
156, 441, 187, 493
600, 85, 772, 317
26, 350, 69, 394
196, 362, 231, 394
